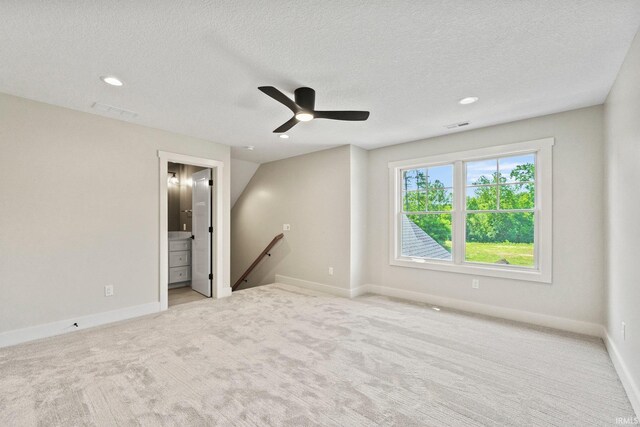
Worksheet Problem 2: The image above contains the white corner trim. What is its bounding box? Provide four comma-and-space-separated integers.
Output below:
275, 275, 354, 298
0, 302, 160, 349
350, 285, 369, 298
359, 284, 603, 337
604, 331, 640, 417
218, 286, 233, 298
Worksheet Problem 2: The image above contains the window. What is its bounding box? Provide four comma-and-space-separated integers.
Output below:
389, 138, 553, 283
465, 154, 535, 267
401, 165, 453, 261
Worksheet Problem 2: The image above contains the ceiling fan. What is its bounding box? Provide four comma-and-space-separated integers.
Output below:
258, 86, 370, 133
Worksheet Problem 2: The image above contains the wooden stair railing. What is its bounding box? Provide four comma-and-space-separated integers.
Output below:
232, 233, 284, 291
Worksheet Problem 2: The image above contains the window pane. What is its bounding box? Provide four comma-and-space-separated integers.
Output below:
465, 212, 534, 267
402, 214, 452, 260
499, 183, 535, 209
466, 186, 497, 210
428, 188, 452, 211
498, 154, 535, 184
466, 159, 497, 185
402, 169, 426, 191
403, 191, 426, 212
427, 165, 453, 188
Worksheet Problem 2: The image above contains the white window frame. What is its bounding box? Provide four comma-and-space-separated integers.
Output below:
388, 137, 553, 283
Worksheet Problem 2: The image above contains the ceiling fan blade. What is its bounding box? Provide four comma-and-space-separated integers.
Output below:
273, 117, 299, 133
258, 86, 300, 113
314, 110, 370, 121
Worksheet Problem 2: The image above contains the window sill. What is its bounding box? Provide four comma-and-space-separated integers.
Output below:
390, 257, 551, 283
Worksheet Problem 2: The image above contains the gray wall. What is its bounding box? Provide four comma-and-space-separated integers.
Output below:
232, 107, 606, 329
0, 93, 231, 333
604, 29, 640, 408
366, 106, 605, 325
230, 159, 259, 208
231, 146, 352, 290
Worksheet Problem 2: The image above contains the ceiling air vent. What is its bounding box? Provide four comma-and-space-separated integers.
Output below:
444, 121, 470, 129
91, 102, 138, 120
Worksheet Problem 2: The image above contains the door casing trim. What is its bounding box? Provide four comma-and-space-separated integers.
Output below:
158, 151, 226, 311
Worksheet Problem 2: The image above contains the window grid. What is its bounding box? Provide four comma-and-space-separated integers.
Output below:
397, 154, 537, 268
401, 166, 453, 214
400, 165, 454, 261
465, 156, 536, 212
463, 154, 537, 269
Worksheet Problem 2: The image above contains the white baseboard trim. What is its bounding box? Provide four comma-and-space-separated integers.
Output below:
604, 331, 640, 417
0, 302, 161, 349
272, 278, 601, 336
275, 275, 354, 298
359, 284, 603, 337
217, 286, 233, 299
351, 285, 369, 298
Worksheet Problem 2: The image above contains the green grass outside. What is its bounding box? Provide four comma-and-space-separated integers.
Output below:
433, 241, 533, 267
464, 242, 534, 266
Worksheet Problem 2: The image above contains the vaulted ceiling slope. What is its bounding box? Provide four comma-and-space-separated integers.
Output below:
1, 1, 639, 163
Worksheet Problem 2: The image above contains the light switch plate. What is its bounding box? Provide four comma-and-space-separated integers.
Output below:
283, 224, 291, 231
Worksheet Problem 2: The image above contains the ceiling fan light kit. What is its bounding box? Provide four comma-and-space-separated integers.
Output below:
258, 86, 370, 133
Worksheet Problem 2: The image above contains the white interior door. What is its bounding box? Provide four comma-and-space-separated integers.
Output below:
191, 168, 212, 297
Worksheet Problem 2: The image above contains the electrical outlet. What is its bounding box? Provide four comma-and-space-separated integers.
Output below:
283, 224, 291, 231
328, 267, 334, 276
104, 285, 114, 297
622, 321, 626, 341
472, 279, 480, 289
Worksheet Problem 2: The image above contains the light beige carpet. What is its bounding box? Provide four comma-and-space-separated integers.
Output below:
0, 284, 634, 426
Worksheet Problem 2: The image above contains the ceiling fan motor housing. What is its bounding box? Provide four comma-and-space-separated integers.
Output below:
294, 87, 315, 112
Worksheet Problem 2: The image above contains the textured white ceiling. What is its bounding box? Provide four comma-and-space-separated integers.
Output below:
1, 1, 639, 163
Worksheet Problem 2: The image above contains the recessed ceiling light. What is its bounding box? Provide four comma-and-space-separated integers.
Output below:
279, 134, 289, 139
295, 112, 314, 122
245, 145, 255, 151
100, 76, 124, 87
459, 96, 478, 105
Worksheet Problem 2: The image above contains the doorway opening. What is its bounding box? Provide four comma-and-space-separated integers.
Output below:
158, 151, 226, 311
167, 162, 211, 306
